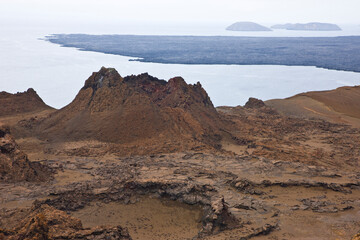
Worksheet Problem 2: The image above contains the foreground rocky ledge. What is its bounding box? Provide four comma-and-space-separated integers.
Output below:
1, 151, 360, 239
0, 204, 131, 240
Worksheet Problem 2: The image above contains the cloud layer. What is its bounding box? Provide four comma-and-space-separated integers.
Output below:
1, 0, 359, 25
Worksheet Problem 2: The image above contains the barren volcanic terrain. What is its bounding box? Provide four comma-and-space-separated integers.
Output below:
1, 68, 360, 239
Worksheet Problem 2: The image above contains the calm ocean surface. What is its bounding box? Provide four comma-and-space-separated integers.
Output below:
1, 22, 360, 108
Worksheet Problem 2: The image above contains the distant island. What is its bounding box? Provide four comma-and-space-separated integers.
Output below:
46, 34, 360, 72
226, 22, 272, 31
271, 22, 341, 31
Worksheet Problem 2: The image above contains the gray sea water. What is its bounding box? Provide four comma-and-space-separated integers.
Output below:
1, 22, 360, 108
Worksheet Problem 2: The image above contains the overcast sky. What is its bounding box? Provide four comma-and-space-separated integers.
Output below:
1, 0, 359, 25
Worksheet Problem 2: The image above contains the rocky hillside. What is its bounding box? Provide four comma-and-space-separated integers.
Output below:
0, 88, 52, 117
218, 97, 360, 169
0, 126, 51, 182
34, 67, 224, 154
3, 73, 360, 239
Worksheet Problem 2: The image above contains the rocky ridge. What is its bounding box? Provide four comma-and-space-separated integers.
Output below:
0, 88, 52, 117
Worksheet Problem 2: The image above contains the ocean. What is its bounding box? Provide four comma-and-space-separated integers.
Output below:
1, 22, 360, 108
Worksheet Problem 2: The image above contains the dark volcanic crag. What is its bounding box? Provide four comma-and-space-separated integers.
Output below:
0, 126, 51, 182
34, 67, 224, 155
0, 88, 52, 117
244, 97, 266, 109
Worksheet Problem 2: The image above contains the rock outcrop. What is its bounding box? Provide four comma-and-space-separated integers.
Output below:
0, 204, 132, 240
353, 232, 360, 240
244, 97, 266, 109
0, 88, 52, 117
34, 67, 224, 155
0, 126, 51, 182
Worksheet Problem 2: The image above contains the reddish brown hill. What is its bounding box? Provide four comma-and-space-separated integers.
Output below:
300, 86, 360, 119
35, 67, 224, 154
0, 126, 51, 182
266, 85, 360, 127
0, 88, 52, 117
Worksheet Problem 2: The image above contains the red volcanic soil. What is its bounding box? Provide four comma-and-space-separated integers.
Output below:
300, 86, 360, 119
266, 85, 360, 127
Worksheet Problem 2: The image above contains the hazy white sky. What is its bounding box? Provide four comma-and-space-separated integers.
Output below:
1, 0, 359, 25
